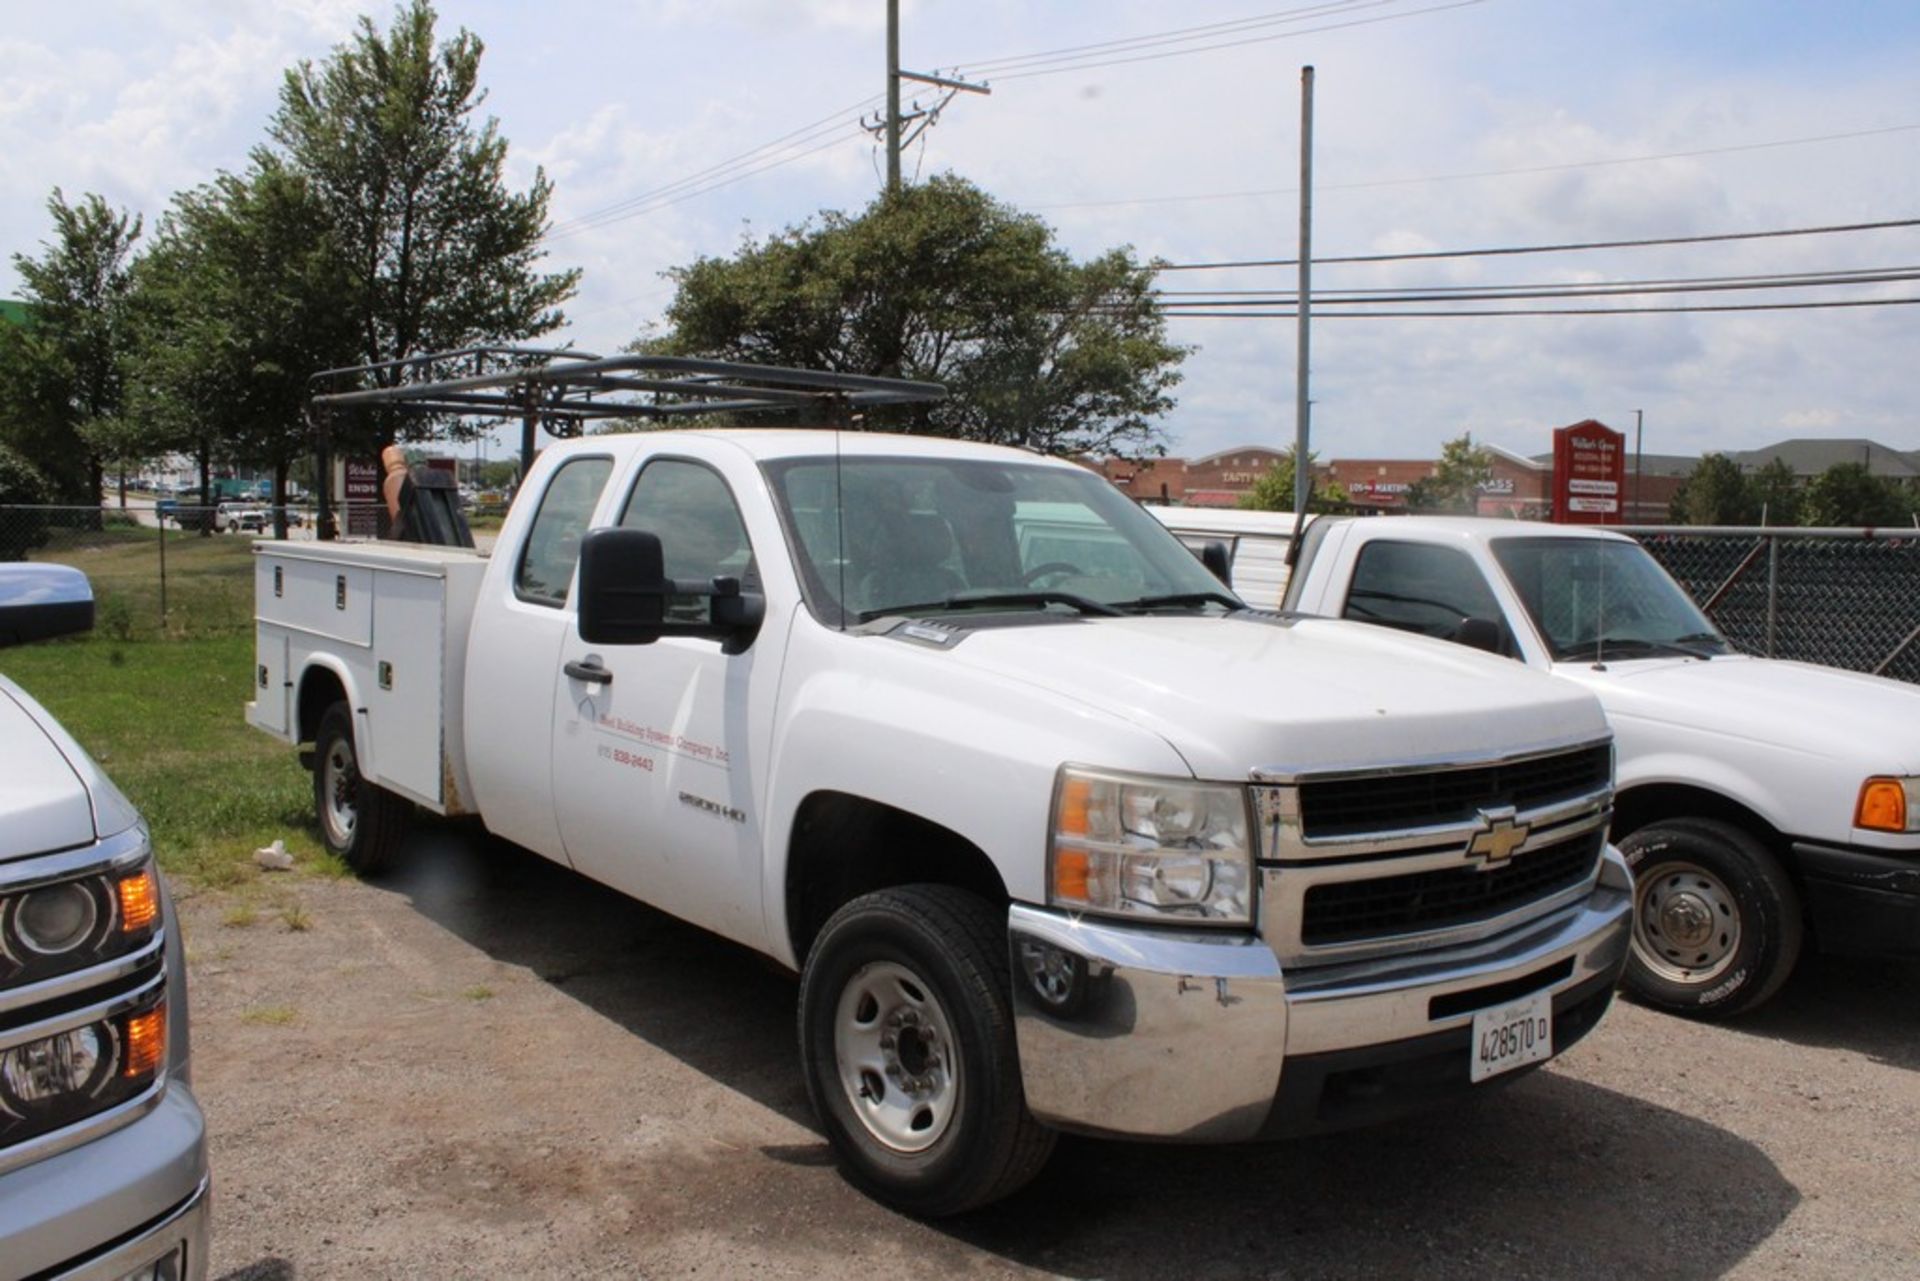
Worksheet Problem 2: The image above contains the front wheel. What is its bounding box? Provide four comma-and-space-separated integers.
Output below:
312, 702, 410, 874
1619, 818, 1804, 1019
798, 885, 1055, 1216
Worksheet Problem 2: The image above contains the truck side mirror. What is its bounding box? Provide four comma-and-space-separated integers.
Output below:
1452, 616, 1505, 655
1199, 540, 1233, 586
576, 527, 764, 654
0, 564, 95, 648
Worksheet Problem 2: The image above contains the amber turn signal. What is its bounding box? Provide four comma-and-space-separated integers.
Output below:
124, 1004, 166, 1079
1855, 778, 1909, 832
117, 867, 159, 934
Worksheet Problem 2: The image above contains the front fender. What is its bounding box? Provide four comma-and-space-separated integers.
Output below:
759, 629, 1188, 967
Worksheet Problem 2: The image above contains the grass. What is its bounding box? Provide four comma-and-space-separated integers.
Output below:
241, 1005, 299, 1027
5, 530, 324, 887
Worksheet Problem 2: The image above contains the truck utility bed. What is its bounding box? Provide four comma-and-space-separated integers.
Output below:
249, 540, 488, 815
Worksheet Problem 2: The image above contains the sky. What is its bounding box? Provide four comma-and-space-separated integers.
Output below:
3, 0, 1917, 465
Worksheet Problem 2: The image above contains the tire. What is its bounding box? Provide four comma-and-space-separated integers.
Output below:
798, 885, 1056, 1216
312, 702, 410, 874
1619, 817, 1804, 1019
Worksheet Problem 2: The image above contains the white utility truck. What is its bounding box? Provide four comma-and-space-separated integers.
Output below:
1226, 511, 1920, 1019
250, 353, 1632, 1213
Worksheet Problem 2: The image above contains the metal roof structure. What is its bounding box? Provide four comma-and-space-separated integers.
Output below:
306, 346, 946, 436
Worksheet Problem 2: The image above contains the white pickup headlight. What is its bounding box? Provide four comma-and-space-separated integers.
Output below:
1856, 776, 1920, 833
1047, 767, 1254, 925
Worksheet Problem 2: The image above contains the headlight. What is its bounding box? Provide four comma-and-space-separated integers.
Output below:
0, 856, 161, 986
0, 996, 166, 1148
1048, 766, 1254, 925
1855, 776, 1920, 833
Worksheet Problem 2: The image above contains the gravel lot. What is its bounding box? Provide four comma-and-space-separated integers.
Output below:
182, 821, 1920, 1280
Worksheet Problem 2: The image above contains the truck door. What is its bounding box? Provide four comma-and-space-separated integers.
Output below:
551, 454, 774, 948
464, 453, 615, 863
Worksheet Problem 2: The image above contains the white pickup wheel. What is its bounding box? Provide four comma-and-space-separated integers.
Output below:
1620, 817, 1804, 1019
798, 885, 1055, 1216
312, 702, 410, 874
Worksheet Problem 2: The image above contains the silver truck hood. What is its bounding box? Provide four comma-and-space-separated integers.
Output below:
1555, 653, 1920, 774
0, 678, 98, 859
942, 614, 1609, 779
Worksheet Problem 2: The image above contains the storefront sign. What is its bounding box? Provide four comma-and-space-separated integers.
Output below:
1552, 423, 1626, 524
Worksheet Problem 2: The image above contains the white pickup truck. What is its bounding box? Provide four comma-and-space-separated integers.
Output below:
252, 363, 1634, 1212
1188, 511, 1920, 1019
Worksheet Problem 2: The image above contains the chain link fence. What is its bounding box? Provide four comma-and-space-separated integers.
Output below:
7, 504, 1918, 682
1, 503, 313, 640
1626, 526, 1920, 684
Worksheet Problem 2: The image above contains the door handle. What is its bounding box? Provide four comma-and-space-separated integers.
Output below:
564, 658, 613, 685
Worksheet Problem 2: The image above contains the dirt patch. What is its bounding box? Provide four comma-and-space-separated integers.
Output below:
183, 823, 1920, 1279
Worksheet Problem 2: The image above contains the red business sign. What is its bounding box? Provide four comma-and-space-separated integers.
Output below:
1552, 421, 1626, 524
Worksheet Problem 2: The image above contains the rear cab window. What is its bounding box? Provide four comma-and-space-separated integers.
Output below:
1341, 539, 1514, 654
514, 455, 614, 606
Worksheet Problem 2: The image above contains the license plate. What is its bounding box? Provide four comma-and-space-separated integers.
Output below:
1469, 989, 1553, 1083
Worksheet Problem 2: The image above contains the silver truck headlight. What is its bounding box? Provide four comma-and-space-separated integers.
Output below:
1855, 776, 1920, 833
1047, 767, 1254, 925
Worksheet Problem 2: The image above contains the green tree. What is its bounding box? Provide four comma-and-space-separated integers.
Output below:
0, 190, 142, 504
1803, 462, 1911, 527
1406, 432, 1494, 513
1238, 447, 1347, 512
1670, 453, 1757, 525
0, 441, 52, 559
129, 158, 361, 534
264, 0, 577, 451
655, 175, 1188, 457
1748, 456, 1802, 527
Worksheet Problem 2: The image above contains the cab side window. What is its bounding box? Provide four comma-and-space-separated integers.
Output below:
619, 459, 755, 622
1343, 540, 1511, 653
514, 456, 613, 606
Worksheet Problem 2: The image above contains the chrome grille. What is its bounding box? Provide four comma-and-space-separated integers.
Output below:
1254, 739, 1614, 966
1297, 743, 1610, 839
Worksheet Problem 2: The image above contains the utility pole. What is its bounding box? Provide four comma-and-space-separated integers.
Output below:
1293, 66, 1315, 518
1633, 408, 1644, 522
868, 0, 990, 194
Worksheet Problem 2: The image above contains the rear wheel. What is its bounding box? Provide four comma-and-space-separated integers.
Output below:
798, 885, 1055, 1216
1620, 818, 1803, 1019
313, 702, 410, 874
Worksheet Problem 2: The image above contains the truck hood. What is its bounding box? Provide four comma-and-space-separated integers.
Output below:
0, 679, 99, 859
1553, 653, 1920, 773
935, 614, 1609, 779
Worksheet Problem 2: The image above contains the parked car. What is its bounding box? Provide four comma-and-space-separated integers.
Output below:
217, 503, 267, 534
1172, 508, 1920, 1019
0, 563, 211, 1278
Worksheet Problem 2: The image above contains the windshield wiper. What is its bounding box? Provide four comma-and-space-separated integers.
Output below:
1567, 634, 1719, 661
1112, 590, 1245, 613
855, 590, 1125, 623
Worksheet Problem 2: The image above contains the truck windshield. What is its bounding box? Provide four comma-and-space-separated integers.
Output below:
1491, 536, 1732, 661
764, 455, 1241, 625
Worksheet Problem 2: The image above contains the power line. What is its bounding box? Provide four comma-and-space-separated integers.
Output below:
541, 1, 1475, 236
545, 95, 882, 240
943, 0, 1394, 75
982, 0, 1482, 82
1124, 296, 1920, 319
1151, 265, 1920, 306
1033, 123, 1920, 211
1155, 217, 1920, 272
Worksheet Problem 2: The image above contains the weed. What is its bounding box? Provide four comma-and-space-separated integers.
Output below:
311, 853, 355, 881
281, 904, 313, 932
241, 1005, 298, 1027
463, 985, 495, 1002
223, 904, 258, 928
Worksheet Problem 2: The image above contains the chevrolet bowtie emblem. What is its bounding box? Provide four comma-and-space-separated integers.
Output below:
1468, 806, 1529, 867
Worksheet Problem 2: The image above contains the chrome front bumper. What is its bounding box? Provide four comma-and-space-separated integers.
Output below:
1008, 846, 1633, 1141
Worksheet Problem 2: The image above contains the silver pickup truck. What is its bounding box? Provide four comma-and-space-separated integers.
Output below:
0, 564, 209, 1281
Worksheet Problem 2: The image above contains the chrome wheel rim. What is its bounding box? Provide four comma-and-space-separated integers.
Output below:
833, 960, 960, 1153
1633, 860, 1741, 985
320, 736, 359, 849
